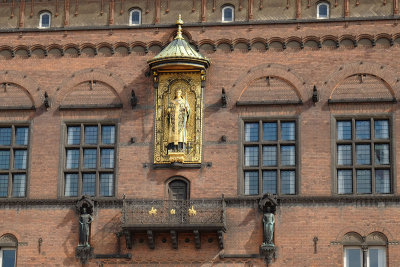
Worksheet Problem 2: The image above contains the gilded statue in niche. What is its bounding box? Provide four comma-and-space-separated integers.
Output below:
153, 72, 202, 164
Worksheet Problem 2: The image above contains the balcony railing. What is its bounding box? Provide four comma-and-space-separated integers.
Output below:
122, 198, 225, 231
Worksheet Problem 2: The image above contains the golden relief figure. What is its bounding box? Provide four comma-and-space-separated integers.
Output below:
166, 89, 190, 153
148, 15, 210, 165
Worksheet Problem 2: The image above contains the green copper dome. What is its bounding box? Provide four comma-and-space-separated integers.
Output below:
148, 15, 210, 70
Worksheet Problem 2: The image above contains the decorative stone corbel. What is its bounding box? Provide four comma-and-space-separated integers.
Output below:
258, 194, 278, 265
147, 230, 155, 249
193, 230, 201, 249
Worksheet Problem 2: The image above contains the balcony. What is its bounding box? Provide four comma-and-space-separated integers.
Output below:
121, 198, 226, 249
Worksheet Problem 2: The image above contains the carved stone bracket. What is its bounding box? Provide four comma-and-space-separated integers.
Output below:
217, 230, 224, 249
147, 230, 155, 249
75, 246, 93, 264
260, 245, 277, 265
170, 230, 178, 249
193, 230, 201, 249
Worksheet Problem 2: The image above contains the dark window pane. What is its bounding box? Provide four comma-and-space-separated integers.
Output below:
66, 149, 79, 169
281, 122, 295, 141
2, 249, 16, 267
102, 126, 115, 144
281, 145, 295, 166
376, 169, 390, 194
82, 173, 96, 196
356, 170, 371, 194
375, 120, 389, 139
281, 171, 295, 194
65, 174, 78, 197
85, 126, 98, 144
14, 150, 27, 169
356, 120, 370, 140
338, 170, 352, 194
0, 150, 10, 169
15, 127, 29, 145
356, 144, 370, 165
368, 248, 386, 267
244, 171, 258, 195
100, 173, 114, 197
223, 7, 233, 21
41, 14, 50, 27
67, 126, 81, 145
337, 121, 352, 140
263, 122, 277, 141
244, 146, 258, 166
244, 123, 258, 142
84, 149, 97, 169
263, 171, 277, 194
0, 174, 8, 197
346, 248, 362, 267
0, 128, 11, 145
263, 146, 277, 166
318, 4, 328, 17
375, 144, 389, 165
101, 149, 114, 169
337, 145, 352, 165
131, 10, 140, 24
12, 174, 26, 197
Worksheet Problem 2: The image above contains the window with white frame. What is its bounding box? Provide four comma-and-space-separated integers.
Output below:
39, 11, 51, 28
129, 9, 141, 25
0, 125, 29, 198
344, 247, 386, 267
63, 123, 116, 197
222, 5, 234, 22
335, 117, 392, 195
317, 2, 329, 19
242, 119, 297, 195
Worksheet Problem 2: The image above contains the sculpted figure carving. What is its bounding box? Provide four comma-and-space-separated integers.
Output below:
166, 89, 190, 152
79, 207, 93, 247
262, 207, 275, 246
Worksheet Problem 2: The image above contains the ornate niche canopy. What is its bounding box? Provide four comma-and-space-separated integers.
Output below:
148, 15, 210, 165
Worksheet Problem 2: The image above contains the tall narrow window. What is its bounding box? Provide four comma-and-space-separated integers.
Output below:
0, 234, 17, 267
39, 11, 51, 28
0, 125, 29, 198
336, 118, 392, 195
129, 9, 141, 25
63, 123, 117, 197
242, 120, 297, 195
317, 2, 329, 19
222, 6, 234, 22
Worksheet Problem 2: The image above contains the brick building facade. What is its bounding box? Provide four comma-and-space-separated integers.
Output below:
0, 0, 400, 266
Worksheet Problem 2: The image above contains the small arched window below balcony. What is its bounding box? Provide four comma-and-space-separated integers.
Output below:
129, 9, 141, 26
317, 2, 329, 19
39, 11, 51, 28
222, 5, 234, 22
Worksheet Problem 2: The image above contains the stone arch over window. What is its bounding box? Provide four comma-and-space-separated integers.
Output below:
322, 62, 400, 102
39, 11, 51, 28
233, 64, 305, 105
222, 5, 234, 22
129, 8, 141, 25
56, 68, 124, 108
0, 70, 39, 109
317, 2, 329, 19
0, 233, 18, 267
165, 176, 190, 200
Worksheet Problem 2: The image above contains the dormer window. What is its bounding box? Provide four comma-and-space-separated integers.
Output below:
222, 6, 234, 22
317, 2, 329, 19
129, 9, 141, 25
39, 11, 51, 28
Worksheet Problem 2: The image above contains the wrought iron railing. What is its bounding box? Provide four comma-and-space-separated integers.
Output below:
122, 199, 225, 226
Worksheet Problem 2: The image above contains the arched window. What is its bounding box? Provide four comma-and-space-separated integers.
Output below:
0, 234, 17, 267
129, 9, 141, 25
222, 5, 234, 22
317, 2, 329, 19
39, 11, 51, 28
167, 178, 189, 200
